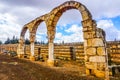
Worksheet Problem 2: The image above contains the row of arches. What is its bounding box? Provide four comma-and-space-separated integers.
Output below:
17, 1, 108, 78
18, 1, 92, 62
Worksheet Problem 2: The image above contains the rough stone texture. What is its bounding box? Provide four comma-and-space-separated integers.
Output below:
17, 54, 24, 58
86, 38, 104, 47
92, 38, 104, 47
84, 31, 96, 39
97, 63, 105, 71
94, 70, 105, 78
17, 38, 25, 57
97, 47, 106, 55
85, 62, 97, 69
30, 56, 35, 61
89, 56, 106, 63
96, 28, 106, 39
86, 48, 96, 55
47, 59, 55, 67
86, 69, 91, 76
84, 55, 89, 61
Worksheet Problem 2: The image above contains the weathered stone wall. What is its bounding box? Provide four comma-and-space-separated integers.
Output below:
107, 41, 120, 64
7, 43, 84, 61
0, 41, 120, 63
0, 44, 18, 53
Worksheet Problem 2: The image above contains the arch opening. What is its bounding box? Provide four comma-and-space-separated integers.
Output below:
35, 22, 48, 44
47, 1, 108, 78
55, 9, 83, 43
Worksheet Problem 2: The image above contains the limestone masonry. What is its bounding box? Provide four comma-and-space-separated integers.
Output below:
0, 41, 120, 64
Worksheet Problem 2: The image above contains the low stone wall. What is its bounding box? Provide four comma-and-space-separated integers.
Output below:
107, 41, 120, 64
23, 43, 84, 62
0, 44, 18, 53
0, 41, 120, 64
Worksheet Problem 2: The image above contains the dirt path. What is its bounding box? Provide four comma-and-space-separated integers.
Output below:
0, 54, 103, 80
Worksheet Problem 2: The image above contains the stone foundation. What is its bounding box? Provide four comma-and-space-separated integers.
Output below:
47, 59, 55, 67
18, 54, 24, 58
30, 56, 35, 61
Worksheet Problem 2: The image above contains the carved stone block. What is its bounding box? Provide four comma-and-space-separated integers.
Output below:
92, 38, 104, 47
86, 48, 96, 55
85, 62, 97, 69
97, 47, 106, 55
89, 56, 106, 62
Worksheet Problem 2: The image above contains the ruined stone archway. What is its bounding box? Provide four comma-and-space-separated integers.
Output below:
47, 1, 108, 78
18, 14, 48, 60
29, 16, 48, 60
46, 1, 93, 64
17, 26, 29, 58
18, 1, 108, 78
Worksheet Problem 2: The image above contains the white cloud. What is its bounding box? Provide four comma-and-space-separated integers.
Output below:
55, 32, 63, 39
65, 24, 82, 33
36, 22, 47, 35
55, 24, 83, 43
35, 22, 47, 42
57, 9, 82, 26
97, 20, 120, 41
78, 0, 120, 19
0, 13, 21, 42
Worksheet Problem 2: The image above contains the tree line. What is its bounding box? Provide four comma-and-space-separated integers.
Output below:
0, 36, 46, 45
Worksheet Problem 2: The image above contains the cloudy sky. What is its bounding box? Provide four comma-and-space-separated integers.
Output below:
0, 0, 120, 43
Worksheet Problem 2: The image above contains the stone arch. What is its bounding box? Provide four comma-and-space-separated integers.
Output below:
47, 1, 92, 32
20, 26, 29, 38
17, 25, 30, 58
46, 1, 94, 65
18, 14, 48, 60
29, 19, 48, 60
47, 1, 108, 78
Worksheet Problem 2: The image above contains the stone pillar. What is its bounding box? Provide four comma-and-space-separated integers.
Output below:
47, 28, 55, 66
30, 42, 35, 61
47, 42, 54, 66
29, 31, 36, 61
82, 19, 108, 79
17, 38, 25, 58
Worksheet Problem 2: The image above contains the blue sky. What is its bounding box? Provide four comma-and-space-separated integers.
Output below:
111, 16, 120, 30
0, 0, 120, 43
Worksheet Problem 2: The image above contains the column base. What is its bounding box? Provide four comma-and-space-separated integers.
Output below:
47, 59, 55, 67
18, 54, 24, 58
86, 69, 106, 78
30, 56, 35, 61
86, 69, 91, 76
94, 70, 105, 78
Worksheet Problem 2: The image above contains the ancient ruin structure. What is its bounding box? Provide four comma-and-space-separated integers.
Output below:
15, 1, 109, 78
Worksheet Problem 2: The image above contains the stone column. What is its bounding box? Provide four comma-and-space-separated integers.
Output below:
17, 38, 25, 58
47, 29, 55, 66
47, 42, 55, 66
82, 19, 108, 78
48, 42, 54, 60
29, 31, 36, 61
30, 42, 35, 61
31, 42, 34, 56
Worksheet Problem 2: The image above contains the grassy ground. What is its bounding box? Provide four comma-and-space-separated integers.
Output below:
0, 53, 117, 80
